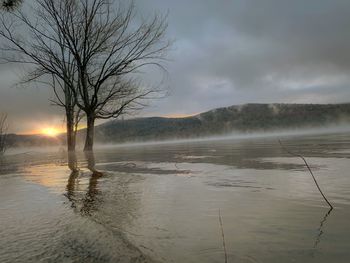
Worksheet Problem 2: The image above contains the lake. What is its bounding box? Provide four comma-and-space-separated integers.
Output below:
1, 132, 350, 263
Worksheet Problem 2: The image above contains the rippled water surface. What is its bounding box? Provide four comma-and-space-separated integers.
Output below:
1, 133, 350, 262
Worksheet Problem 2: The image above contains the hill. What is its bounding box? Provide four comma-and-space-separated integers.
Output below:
6, 134, 62, 148
6, 103, 350, 147
93, 103, 350, 143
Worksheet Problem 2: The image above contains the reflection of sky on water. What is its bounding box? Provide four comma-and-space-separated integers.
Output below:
1, 133, 350, 262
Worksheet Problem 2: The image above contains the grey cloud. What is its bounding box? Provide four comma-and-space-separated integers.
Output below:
137, 0, 350, 116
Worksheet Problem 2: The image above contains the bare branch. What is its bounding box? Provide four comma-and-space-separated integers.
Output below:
1, 0, 23, 11
278, 139, 334, 210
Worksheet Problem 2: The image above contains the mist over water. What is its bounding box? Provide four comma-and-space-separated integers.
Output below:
1, 131, 350, 262
92, 124, 350, 149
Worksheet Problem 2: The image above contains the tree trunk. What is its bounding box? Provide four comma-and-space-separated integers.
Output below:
84, 115, 95, 152
68, 151, 78, 172
66, 111, 76, 152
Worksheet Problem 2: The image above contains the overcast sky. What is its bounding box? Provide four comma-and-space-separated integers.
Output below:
1, 0, 350, 133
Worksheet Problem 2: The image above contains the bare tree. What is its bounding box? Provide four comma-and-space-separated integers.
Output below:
0, 113, 8, 155
0, 0, 170, 152
38, 0, 170, 151
0, 0, 82, 151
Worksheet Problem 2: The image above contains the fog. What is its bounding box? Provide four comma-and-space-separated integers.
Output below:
88, 124, 350, 149
4, 124, 350, 155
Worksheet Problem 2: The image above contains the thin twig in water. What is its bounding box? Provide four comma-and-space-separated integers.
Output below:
278, 139, 333, 210
314, 207, 333, 248
219, 209, 228, 263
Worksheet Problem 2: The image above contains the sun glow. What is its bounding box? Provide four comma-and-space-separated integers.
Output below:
41, 127, 60, 137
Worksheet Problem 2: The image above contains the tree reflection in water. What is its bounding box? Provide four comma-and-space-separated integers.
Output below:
314, 207, 333, 249
66, 151, 103, 215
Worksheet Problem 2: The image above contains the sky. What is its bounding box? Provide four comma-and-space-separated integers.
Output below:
1, 0, 350, 134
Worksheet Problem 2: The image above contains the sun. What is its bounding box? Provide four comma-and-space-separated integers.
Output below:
41, 127, 60, 137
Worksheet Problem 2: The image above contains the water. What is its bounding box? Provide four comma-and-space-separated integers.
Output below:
1, 132, 350, 262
